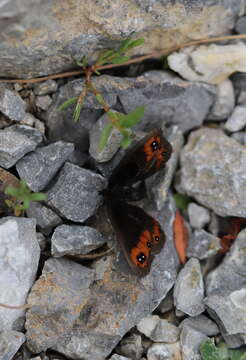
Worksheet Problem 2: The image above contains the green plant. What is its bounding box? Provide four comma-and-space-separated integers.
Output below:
173, 193, 191, 211
4, 179, 46, 213
59, 38, 145, 150
200, 339, 246, 360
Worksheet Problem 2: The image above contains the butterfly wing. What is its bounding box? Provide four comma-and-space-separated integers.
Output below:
107, 197, 165, 276
109, 128, 172, 189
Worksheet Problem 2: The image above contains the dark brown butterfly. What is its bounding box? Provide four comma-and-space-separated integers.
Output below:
106, 128, 172, 276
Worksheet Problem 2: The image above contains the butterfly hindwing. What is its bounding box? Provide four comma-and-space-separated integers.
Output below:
107, 197, 165, 276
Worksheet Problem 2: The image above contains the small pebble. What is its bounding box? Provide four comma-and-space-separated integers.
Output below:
36, 95, 52, 110
224, 105, 246, 132
188, 202, 210, 229
34, 80, 58, 95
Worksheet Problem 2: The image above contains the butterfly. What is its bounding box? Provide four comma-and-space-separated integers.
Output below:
105, 128, 172, 276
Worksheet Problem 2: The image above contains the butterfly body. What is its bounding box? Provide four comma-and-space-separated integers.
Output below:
106, 128, 172, 276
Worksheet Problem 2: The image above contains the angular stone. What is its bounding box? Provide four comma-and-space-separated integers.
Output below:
119, 71, 214, 133
225, 105, 246, 132
36, 95, 52, 110
174, 258, 205, 316
137, 315, 180, 343
0, 217, 40, 330
205, 229, 246, 347
117, 334, 143, 360
168, 42, 246, 84
0, 125, 43, 168
110, 355, 131, 360
34, 118, 45, 134
51, 224, 105, 257
52, 194, 179, 360
16, 141, 74, 191
26, 258, 95, 353
36, 232, 48, 251
179, 315, 219, 336
89, 111, 123, 162
187, 230, 221, 260
178, 127, 246, 217
207, 79, 235, 120
20, 112, 35, 127
146, 126, 184, 210
147, 342, 182, 360
0, 330, 25, 360
180, 325, 208, 360
34, 80, 58, 95
188, 203, 210, 229
0, 87, 26, 122
26, 202, 62, 235
46, 162, 107, 222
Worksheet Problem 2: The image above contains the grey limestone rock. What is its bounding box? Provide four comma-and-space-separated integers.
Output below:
180, 325, 208, 360
34, 80, 58, 96
0, 217, 40, 331
178, 127, 246, 217
235, 15, 246, 34
46, 162, 107, 222
147, 342, 182, 360
16, 141, 74, 191
224, 105, 246, 132
110, 355, 131, 360
0, 125, 43, 168
0, 1, 241, 78
0, 87, 26, 122
26, 202, 62, 235
35, 95, 52, 110
26, 258, 95, 353
207, 79, 235, 121
174, 258, 205, 317
0, 330, 25, 360
137, 315, 180, 343
89, 111, 123, 163
51, 224, 105, 257
187, 229, 221, 260
205, 229, 246, 347
179, 315, 219, 337
188, 203, 210, 230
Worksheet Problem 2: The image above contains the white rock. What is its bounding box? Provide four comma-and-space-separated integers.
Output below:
147, 342, 182, 360
188, 203, 210, 229
225, 105, 246, 132
168, 43, 246, 84
208, 79, 235, 120
137, 315, 180, 343
0, 217, 40, 330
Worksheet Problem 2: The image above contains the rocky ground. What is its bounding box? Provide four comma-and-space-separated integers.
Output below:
1, 2, 246, 360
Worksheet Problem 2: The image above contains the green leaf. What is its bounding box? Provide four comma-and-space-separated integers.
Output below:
111, 55, 130, 64
99, 123, 114, 151
200, 339, 221, 360
229, 348, 246, 360
4, 186, 20, 197
95, 93, 105, 106
97, 50, 115, 65
127, 38, 145, 49
58, 97, 78, 111
173, 193, 191, 211
22, 198, 30, 210
118, 106, 145, 128
119, 38, 132, 52
73, 100, 83, 122
30, 193, 47, 201
121, 135, 132, 149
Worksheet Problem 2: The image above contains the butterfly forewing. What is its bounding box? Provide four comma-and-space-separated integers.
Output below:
109, 128, 172, 189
